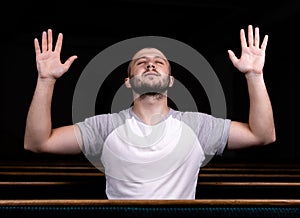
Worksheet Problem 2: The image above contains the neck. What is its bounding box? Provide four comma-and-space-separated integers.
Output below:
132, 93, 170, 125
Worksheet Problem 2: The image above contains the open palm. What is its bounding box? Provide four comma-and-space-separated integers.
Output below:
228, 25, 268, 75
34, 29, 77, 80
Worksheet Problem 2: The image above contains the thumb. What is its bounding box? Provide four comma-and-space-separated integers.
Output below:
227, 50, 238, 65
64, 55, 78, 69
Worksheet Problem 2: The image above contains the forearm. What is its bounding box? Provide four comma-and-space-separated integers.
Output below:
246, 72, 276, 144
24, 78, 56, 152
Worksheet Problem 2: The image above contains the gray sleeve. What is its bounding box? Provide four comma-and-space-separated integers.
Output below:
75, 110, 129, 156
75, 114, 111, 156
181, 112, 231, 156
201, 114, 231, 156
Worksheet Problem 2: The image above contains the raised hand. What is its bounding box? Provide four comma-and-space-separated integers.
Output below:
228, 25, 268, 75
34, 29, 77, 81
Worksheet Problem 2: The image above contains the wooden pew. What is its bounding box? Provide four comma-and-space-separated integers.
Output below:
1, 161, 299, 217
1, 161, 299, 199
0, 199, 299, 218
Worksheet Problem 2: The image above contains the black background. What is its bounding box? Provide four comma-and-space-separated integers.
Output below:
1, 0, 299, 164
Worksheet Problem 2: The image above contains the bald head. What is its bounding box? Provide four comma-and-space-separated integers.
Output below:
131, 48, 168, 60
127, 47, 171, 77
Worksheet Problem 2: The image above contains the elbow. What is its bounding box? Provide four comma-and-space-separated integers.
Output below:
270, 130, 276, 143
24, 142, 38, 153
24, 138, 31, 151
260, 129, 276, 146
24, 140, 45, 153
266, 131, 276, 145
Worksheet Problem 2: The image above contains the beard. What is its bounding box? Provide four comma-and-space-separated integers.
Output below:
129, 74, 171, 96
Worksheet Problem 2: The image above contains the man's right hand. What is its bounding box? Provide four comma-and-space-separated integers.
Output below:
34, 29, 77, 81
25, 29, 82, 155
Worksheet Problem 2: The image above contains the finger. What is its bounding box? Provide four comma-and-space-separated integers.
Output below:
240, 29, 247, 48
54, 33, 63, 54
228, 50, 238, 64
41, 31, 47, 52
34, 38, 41, 55
248, 25, 253, 47
48, 29, 53, 51
261, 35, 268, 51
254, 27, 260, 47
64, 55, 78, 69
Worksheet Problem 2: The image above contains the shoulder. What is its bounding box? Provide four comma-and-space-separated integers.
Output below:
170, 108, 211, 120
170, 108, 230, 128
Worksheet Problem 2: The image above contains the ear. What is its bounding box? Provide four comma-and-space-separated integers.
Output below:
168, 76, 175, 87
124, 77, 131, 88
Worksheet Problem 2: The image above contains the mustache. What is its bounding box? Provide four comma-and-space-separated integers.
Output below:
143, 69, 159, 75
129, 70, 160, 78
129, 69, 172, 79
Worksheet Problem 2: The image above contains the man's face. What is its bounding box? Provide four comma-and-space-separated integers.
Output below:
127, 48, 172, 95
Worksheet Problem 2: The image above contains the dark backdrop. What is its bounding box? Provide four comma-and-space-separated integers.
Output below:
1, 0, 299, 164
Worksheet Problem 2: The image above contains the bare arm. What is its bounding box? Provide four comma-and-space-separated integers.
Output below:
227, 25, 276, 149
24, 29, 81, 154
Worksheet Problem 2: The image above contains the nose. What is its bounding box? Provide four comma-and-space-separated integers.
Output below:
147, 61, 155, 69
146, 63, 156, 70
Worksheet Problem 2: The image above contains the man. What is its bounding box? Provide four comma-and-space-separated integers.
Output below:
24, 25, 276, 199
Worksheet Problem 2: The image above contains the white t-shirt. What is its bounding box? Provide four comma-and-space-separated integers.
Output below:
76, 107, 230, 199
